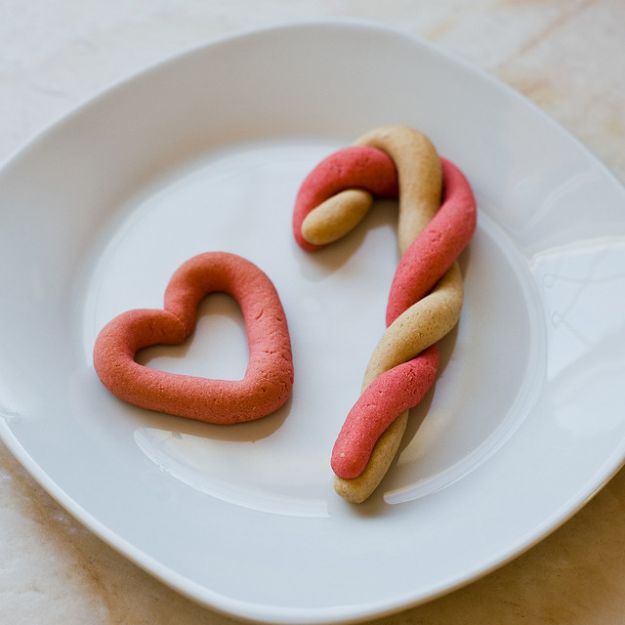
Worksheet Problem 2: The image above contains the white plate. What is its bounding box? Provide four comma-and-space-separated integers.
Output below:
2, 20, 625, 624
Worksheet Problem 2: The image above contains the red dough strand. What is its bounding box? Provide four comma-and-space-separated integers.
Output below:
386, 159, 476, 324
93, 252, 293, 424
293, 146, 476, 480
293, 146, 398, 252
331, 346, 440, 479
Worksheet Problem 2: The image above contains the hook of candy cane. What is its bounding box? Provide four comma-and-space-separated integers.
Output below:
293, 125, 476, 503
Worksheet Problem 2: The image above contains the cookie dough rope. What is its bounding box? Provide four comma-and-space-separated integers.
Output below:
293, 125, 476, 503
94, 252, 294, 424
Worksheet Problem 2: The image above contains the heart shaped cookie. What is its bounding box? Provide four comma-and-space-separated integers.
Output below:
93, 252, 293, 424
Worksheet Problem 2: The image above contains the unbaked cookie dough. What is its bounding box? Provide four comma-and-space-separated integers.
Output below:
293, 125, 476, 503
93, 252, 294, 424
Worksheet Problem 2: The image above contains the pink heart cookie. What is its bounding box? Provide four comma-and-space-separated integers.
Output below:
93, 252, 293, 424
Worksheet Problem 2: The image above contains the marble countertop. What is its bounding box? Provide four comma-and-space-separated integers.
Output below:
1, 2, 625, 624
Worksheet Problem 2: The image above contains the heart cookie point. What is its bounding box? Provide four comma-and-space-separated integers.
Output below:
93, 252, 293, 424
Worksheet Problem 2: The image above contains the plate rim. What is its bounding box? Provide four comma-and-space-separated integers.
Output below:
2, 18, 625, 625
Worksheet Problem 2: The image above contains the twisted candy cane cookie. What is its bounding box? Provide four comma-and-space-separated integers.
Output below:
293, 125, 476, 503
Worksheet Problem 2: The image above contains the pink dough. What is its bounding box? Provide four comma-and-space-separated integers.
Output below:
293, 146, 476, 479
386, 159, 476, 324
331, 346, 439, 479
93, 252, 294, 424
293, 146, 398, 252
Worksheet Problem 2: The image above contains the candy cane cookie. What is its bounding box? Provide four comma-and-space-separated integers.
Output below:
293, 125, 476, 502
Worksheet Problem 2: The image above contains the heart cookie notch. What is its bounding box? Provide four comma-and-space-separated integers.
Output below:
93, 252, 294, 424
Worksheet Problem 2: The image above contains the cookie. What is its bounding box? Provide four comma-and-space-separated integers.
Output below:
294, 125, 476, 503
93, 252, 293, 424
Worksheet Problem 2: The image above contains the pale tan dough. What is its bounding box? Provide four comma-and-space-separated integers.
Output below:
354, 124, 442, 254
302, 189, 373, 245
364, 264, 464, 384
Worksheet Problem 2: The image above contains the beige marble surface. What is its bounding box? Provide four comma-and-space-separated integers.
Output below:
1, 1, 625, 623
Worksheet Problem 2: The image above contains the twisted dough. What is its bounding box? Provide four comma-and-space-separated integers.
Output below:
294, 125, 476, 503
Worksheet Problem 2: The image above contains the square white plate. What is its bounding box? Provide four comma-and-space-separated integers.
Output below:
2, 21, 625, 624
